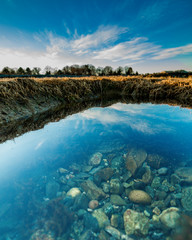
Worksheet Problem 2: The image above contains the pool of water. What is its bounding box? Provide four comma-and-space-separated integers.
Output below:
0, 102, 192, 240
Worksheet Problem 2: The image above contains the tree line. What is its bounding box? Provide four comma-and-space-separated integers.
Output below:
0, 64, 138, 76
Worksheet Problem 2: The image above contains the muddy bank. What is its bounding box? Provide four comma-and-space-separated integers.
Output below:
0, 77, 192, 141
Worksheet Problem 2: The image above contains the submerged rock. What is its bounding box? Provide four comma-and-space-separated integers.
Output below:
103, 202, 114, 216
81, 180, 106, 200
79, 230, 96, 240
181, 186, 192, 211
128, 190, 151, 204
141, 166, 152, 184
125, 148, 147, 175
147, 154, 165, 169
159, 207, 180, 229
89, 152, 103, 166
102, 182, 110, 193
105, 226, 121, 239
67, 187, 81, 198
92, 208, 109, 228
123, 209, 150, 236
110, 214, 119, 228
94, 167, 114, 182
175, 167, 192, 183
111, 156, 124, 169
83, 213, 99, 232
110, 178, 123, 194
151, 177, 161, 189
157, 167, 168, 175
73, 193, 89, 210
89, 200, 99, 210
110, 194, 127, 206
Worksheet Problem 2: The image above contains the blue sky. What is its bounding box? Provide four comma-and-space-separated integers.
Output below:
0, 0, 192, 73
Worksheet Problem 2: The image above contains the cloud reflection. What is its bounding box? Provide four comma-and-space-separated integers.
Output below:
80, 103, 174, 135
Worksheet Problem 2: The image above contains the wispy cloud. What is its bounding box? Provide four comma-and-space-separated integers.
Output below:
93, 37, 160, 62
152, 44, 192, 60
72, 25, 127, 50
0, 25, 191, 71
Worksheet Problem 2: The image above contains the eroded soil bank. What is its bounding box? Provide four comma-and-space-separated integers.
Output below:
0, 76, 192, 142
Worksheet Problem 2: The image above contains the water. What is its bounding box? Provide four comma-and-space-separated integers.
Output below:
0, 102, 192, 240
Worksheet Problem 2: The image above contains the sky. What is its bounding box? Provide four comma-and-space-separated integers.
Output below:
0, 0, 192, 73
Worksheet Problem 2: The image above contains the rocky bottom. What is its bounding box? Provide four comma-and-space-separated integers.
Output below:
1, 147, 192, 240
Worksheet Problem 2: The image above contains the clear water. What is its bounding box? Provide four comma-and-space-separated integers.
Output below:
0, 103, 192, 240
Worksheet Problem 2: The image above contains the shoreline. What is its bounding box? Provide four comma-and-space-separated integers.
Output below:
0, 76, 192, 142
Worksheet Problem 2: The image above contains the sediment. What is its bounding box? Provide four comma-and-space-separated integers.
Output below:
1, 76, 192, 143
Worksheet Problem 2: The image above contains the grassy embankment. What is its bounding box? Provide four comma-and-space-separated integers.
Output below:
0, 76, 192, 142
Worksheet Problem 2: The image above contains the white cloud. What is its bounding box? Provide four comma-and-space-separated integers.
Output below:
80, 104, 174, 135
72, 25, 127, 51
93, 37, 160, 62
0, 25, 191, 72
152, 44, 192, 60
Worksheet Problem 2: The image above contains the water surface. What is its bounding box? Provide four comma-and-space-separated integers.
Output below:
0, 103, 192, 240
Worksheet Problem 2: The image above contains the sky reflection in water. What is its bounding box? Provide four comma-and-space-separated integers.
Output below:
0, 103, 192, 183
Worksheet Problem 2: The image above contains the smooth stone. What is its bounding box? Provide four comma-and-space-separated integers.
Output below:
81, 180, 106, 200
159, 207, 180, 229
89, 166, 103, 175
123, 209, 150, 236
128, 190, 151, 204
75, 172, 90, 179
110, 214, 119, 228
94, 168, 114, 182
82, 165, 93, 172
110, 194, 127, 206
89, 152, 103, 166
125, 148, 147, 175
181, 186, 192, 211
157, 167, 168, 175
92, 208, 109, 229
89, 200, 99, 210
105, 226, 121, 239
66, 187, 81, 198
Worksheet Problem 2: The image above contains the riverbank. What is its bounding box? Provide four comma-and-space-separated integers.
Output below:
0, 76, 192, 139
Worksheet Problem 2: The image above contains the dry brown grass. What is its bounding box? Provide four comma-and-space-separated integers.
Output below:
0, 76, 192, 126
